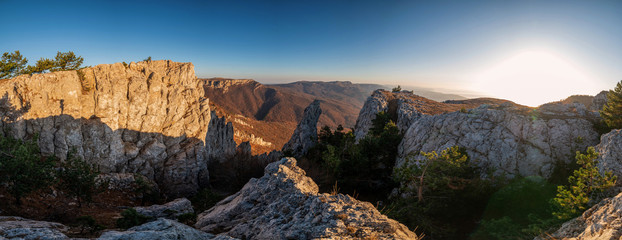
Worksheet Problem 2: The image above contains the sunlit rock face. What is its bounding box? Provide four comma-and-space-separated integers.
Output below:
540, 192, 622, 240
397, 104, 600, 178
0, 60, 211, 197
195, 157, 418, 240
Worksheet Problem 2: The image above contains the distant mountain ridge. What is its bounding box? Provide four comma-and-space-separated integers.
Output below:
203, 78, 474, 154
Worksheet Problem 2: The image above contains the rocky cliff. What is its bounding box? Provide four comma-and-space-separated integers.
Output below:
282, 100, 322, 158
206, 111, 237, 163
0, 60, 210, 197
195, 157, 418, 240
353, 90, 479, 141
398, 103, 600, 177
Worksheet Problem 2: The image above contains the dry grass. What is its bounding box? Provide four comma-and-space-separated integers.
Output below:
330, 181, 340, 195
336, 213, 348, 221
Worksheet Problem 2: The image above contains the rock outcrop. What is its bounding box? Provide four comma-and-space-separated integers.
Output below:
195, 157, 418, 240
353, 90, 390, 140
590, 91, 608, 112
0, 60, 210, 197
204, 78, 258, 93
0, 216, 69, 240
99, 218, 235, 240
206, 111, 237, 163
398, 104, 600, 177
541, 192, 622, 240
282, 100, 322, 158
135, 198, 194, 219
353, 90, 468, 141
595, 129, 622, 190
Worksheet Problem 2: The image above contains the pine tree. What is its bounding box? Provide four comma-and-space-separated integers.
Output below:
601, 80, 622, 129
0, 51, 28, 79
553, 147, 617, 219
23, 58, 56, 74
52, 51, 84, 71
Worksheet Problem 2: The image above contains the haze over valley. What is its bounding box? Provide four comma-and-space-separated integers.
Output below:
1, 1, 622, 240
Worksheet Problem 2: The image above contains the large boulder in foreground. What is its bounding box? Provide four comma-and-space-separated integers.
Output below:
540, 192, 622, 240
282, 100, 322, 158
398, 104, 600, 177
0, 216, 69, 240
99, 218, 235, 240
195, 157, 418, 240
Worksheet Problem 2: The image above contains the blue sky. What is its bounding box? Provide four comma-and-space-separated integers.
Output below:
1, 0, 621, 105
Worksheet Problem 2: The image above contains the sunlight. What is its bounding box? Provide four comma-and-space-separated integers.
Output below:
471, 50, 602, 107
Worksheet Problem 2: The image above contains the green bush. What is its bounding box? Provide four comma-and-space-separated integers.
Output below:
0, 135, 56, 205
303, 112, 402, 198
57, 149, 103, 207
553, 147, 616, 219
116, 208, 152, 229
471, 176, 561, 239
390, 146, 497, 239
134, 174, 160, 206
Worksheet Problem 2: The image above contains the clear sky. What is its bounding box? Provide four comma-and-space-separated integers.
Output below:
1, 0, 621, 106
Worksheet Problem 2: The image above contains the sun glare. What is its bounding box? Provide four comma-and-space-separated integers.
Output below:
472, 50, 602, 107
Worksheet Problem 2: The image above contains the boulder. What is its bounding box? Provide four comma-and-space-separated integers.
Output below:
135, 198, 194, 219
98, 218, 235, 240
195, 157, 418, 240
540, 192, 622, 240
0, 216, 69, 240
282, 100, 322, 158
398, 105, 600, 177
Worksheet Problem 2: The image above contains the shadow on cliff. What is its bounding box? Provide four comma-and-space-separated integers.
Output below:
0, 94, 281, 199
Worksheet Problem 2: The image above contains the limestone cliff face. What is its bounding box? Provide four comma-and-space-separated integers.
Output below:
195, 158, 418, 240
0, 60, 210, 197
282, 100, 321, 158
398, 104, 600, 177
353, 90, 390, 140
206, 111, 237, 163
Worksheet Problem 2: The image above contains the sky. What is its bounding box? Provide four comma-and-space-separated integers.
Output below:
1, 0, 621, 106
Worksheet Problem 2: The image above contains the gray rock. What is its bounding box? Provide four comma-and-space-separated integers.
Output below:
595, 129, 622, 191
353, 90, 389, 141
591, 90, 608, 112
282, 100, 322, 158
98, 218, 235, 240
135, 198, 194, 219
195, 157, 418, 240
353, 90, 430, 141
0, 216, 68, 240
538, 192, 622, 240
397, 106, 600, 178
206, 111, 237, 164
